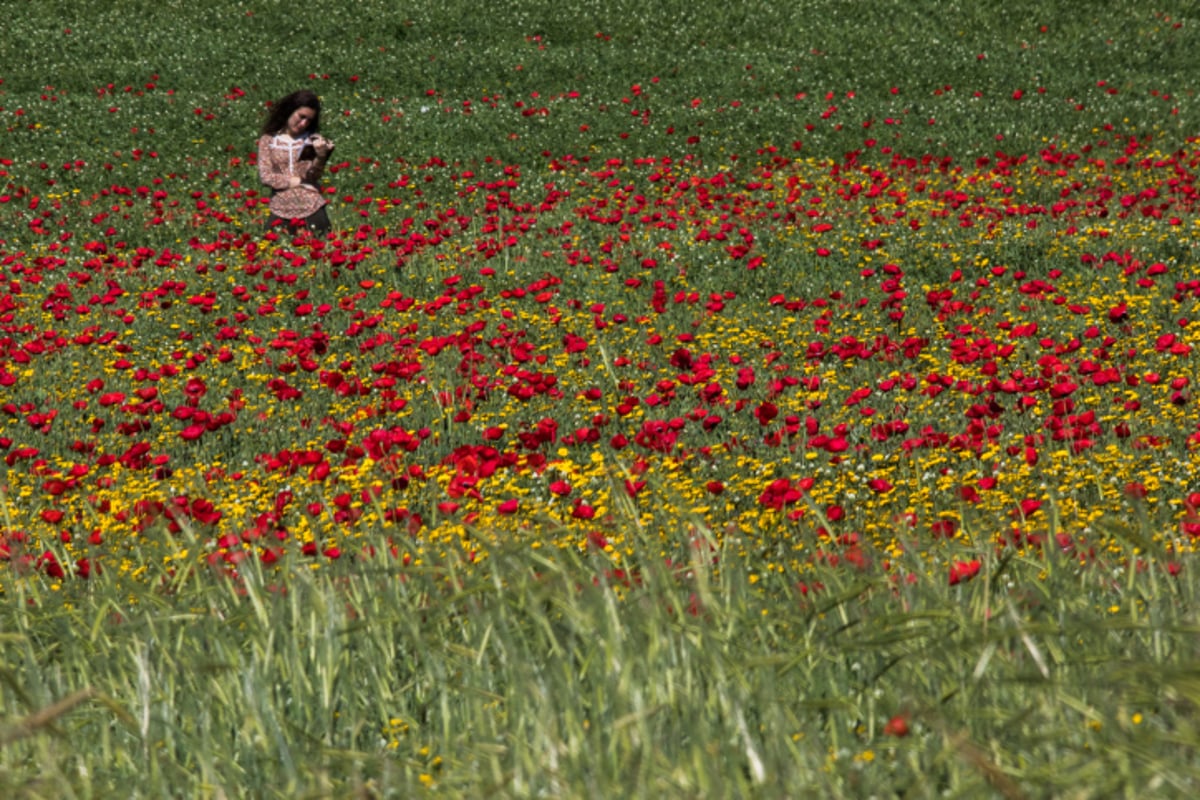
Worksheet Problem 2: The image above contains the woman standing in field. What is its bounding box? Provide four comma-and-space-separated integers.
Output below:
257, 89, 335, 235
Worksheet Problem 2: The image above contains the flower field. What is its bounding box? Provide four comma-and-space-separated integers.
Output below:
3, 1, 1200, 796
3, 131, 1200, 585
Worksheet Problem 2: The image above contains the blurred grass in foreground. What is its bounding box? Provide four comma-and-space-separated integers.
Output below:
2, 514, 1199, 797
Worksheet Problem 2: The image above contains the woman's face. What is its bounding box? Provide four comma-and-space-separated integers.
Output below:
286, 106, 316, 137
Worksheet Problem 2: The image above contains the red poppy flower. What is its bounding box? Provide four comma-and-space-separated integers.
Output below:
883, 714, 910, 737
179, 424, 205, 441
949, 559, 981, 585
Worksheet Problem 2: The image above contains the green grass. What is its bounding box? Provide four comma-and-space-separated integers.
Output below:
1, 0, 1197, 187
5, 517, 1200, 797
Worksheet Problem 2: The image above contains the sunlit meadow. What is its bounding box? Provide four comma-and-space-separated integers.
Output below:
2, 0, 1200, 796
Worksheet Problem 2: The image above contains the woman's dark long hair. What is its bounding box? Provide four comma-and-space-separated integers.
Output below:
261, 90, 322, 135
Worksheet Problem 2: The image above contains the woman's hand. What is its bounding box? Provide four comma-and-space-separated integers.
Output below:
288, 176, 302, 188
311, 135, 335, 158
